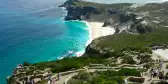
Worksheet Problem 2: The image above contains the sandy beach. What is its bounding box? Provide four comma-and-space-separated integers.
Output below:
87, 22, 168, 61
153, 49, 168, 60
76, 21, 115, 57
88, 22, 115, 40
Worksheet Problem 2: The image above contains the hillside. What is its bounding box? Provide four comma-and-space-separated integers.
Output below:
58, 0, 168, 36
86, 28, 168, 54
6, 0, 168, 84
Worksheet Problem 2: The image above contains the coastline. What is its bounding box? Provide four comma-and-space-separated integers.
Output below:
69, 21, 116, 57
75, 21, 116, 57
60, 7, 116, 57
7, 0, 168, 83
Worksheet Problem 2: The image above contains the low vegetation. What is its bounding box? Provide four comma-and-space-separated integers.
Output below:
32, 46, 152, 73
68, 68, 141, 84
90, 28, 168, 51
33, 55, 107, 73
73, 1, 132, 10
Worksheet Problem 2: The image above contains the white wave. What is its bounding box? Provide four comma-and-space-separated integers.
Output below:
79, 21, 93, 46
75, 50, 85, 57
61, 7, 68, 17
57, 56, 64, 60
61, 20, 92, 46
68, 50, 74, 54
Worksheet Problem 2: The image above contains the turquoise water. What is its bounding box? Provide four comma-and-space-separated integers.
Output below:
0, 0, 89, 83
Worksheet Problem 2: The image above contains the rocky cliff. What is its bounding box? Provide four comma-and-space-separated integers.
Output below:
59, 0, 155, 35
58, 0, 168, 55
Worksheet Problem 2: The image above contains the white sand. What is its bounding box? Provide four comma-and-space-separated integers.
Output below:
75, 21, 115, 57
153, 49, 168, 60
165, 26, 168, 27
88, 22, 115, 40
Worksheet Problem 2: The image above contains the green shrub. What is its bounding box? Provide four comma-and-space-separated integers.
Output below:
118, 68, 141, 77
68, 68, 139, 84
121, 56, 136, 64
91, 77, 118, 84
73, 71, 91, 81
143, 63, 153, 70
34, 56, 107, 73
128, 77, 145, 83
155, 81, 168, 84
38, 80, 48, 84
23, 62, 31, 66
90, 28, 168, 51
166, 72, 168, 75
68, 79, 84, 84
166, 64, 168, 69
109, 63, 120, 67
15, 73, 26, 78
110, 76, 125, 84
26, 70, 34, 75
164, 75, 168, 80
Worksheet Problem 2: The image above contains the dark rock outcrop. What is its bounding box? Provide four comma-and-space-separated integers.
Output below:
59, 0, 80, 8
119, 12, 137, 23
85, 39, 114, 55
64, 6, 100, 20
59, 0, 156, 34
107, 8, 120, 15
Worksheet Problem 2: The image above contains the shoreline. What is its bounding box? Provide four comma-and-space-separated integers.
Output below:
60, 7, 115, 57
74, 21, 116, 57
88, 22, 115, 40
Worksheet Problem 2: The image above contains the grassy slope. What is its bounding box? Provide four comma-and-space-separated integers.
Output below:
73, 1, 132, 10
33, 55, 107, 73
92, 28, 168, 51
34, 1, 168, 72
68, 68, 141, 84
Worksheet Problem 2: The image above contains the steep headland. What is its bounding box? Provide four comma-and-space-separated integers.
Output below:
59, 0, 168, 55
59, 0, 157, 34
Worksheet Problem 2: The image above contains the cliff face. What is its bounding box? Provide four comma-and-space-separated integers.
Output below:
59, 0, 100, 21
59, 0, 153, 34
59, 0, 168, 55
59, 0, 81, 8
65, 6, 100, 20
85, 42, 114, 55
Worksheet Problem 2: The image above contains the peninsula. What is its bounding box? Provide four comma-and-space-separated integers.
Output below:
7, 0, 168, 84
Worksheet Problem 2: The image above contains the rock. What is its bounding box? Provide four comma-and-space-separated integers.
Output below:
85, 44, 100, 54
107, 8, 120, 14
65, 6, 100, 21
102, 21, 111, 27
85, 39, 114, 55
6, 76, 10, 83
64, 16, 81, 20
119, 12, 137, 23
58, 0, 80, 7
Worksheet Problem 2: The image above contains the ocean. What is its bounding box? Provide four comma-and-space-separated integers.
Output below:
0, 0, 90, 83
0, 0, 167, 83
